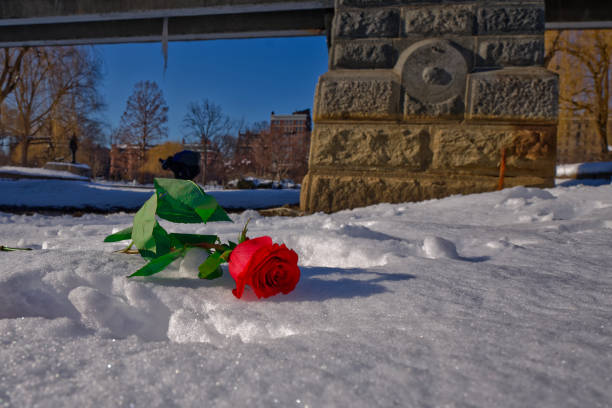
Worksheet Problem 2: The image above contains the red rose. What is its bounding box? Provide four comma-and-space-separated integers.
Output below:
228, 236, 300, 299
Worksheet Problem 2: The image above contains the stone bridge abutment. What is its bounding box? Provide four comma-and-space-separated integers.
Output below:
0, 0, 569, 213
301, 0, 558, 212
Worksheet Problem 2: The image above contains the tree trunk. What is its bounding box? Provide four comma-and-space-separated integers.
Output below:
596, 111, 609, 155
598, 126, 609, 154
200, 137, 207, 186
20, 138, 29, 166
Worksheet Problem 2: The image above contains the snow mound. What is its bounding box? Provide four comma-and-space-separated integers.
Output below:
68, 285, 169, 341
422, 236, 460, 260
168, 308, 298, 344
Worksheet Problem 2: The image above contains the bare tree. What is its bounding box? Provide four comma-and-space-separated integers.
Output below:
544, 30, 562, 68
118, 80, 169, 175
251, 126, 292, 181
3, 47, 104, 165
182, 99, 231, 185
0, 48, 29, 105
218, 134, 237, 161
546, 30, 612, 154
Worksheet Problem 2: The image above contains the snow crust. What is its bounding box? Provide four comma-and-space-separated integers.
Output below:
1, 185, 612, 407
46, 162, 92, 170
0, 165, 89, 180
556, 161, 612, 178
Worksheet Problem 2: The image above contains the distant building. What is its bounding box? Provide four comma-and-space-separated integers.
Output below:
268, 109, 312, 180
270, 109, 311, 140
557, 117, 612, 164
109, 144, 140, 180
229, 109, 313, 180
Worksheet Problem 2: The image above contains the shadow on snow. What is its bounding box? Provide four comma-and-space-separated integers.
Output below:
144, 266, 416, 302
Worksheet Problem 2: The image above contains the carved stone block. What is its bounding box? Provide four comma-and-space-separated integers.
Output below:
301, 171, 553, 213
477, 6, 545, 34
403, 5, 474, 35
404, 94, 464, 118
339, 0, 477, 6
431, 126, 556, 176
338, 0, 399, 7
333, 40, 398, 69
478, 37, 544, 67
467, 68, 558, 121
315, 72, 401, 120
310, 124, 432, 169
335, 9, 400, 39
301, 174, 425, 213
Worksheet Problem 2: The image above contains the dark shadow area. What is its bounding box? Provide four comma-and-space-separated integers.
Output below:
145, 273, 235, 290
270, 266, 416, 302
461, 256, 490, 263
142, 266, 416, 302
556, 178, 612, 187
334, 224, 404, 242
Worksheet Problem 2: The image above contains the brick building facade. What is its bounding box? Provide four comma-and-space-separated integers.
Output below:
109, 144, 140, 181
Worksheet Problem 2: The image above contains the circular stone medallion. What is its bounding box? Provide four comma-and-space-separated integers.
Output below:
396, 39, 468, 104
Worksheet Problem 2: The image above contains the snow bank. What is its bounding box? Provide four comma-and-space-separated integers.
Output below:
0, 179, 300, 211
556, 161, 612, 178
1, 184, 611, 407
0, 165, 89, 180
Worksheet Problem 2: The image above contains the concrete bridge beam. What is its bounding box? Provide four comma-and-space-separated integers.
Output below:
0, 0, 334, 46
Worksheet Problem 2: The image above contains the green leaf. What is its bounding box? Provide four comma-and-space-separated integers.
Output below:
154, 178, 207, 223
137, 224, 171, 260
151, 223, 172, 256
156, 197, 203, 223
198, 251, 224, 280
132, 194, 157, 249
206, 205, 232, 223
168, 233, 218, 246
104, 226, 133, 242
128, 249, 184, 277
132, 194, 171, 260
154, 178, 231, 224
208, 266, 223, 280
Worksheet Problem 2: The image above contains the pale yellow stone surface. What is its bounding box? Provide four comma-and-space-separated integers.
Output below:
301, 172, 552, 213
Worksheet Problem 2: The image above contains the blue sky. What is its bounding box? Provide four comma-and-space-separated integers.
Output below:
96, 36, 329, 142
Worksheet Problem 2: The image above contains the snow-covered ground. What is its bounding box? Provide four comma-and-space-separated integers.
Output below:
0, 179, 300, 211
0, 165, 89, 181
557, 161, 612, 178
1, 184, 612, 407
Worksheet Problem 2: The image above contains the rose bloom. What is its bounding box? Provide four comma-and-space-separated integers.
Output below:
228, 236, 300, 299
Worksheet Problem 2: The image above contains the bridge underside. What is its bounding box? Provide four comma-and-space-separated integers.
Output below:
0, 1, 334, 46
0, 0, 610, 47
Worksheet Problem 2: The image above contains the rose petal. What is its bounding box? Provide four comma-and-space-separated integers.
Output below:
229, 236, 273, 299
229, 239, 300, 299
229, 236, 273, 281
